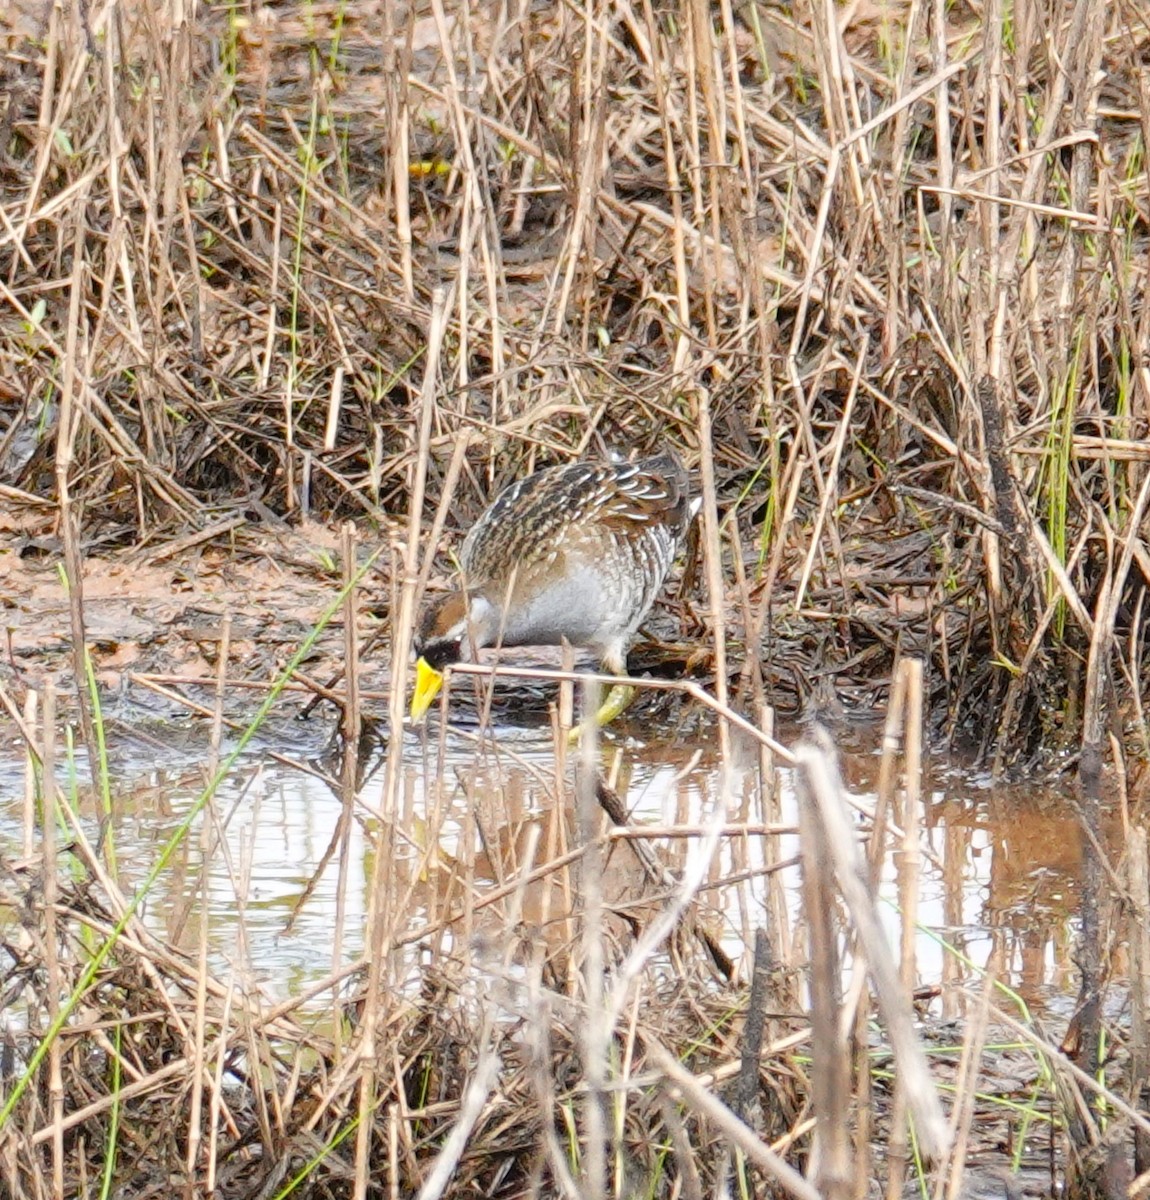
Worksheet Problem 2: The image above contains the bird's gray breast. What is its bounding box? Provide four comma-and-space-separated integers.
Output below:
499, 565, 611, 649
522, 526, 676, 652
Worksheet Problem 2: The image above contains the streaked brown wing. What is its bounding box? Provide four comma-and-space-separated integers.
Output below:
460, 453, 691, 595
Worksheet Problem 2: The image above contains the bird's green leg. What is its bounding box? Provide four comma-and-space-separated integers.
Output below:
591, 681, 636, 728
568, 655, 634, 745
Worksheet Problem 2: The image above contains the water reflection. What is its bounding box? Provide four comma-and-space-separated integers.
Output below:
0, 715, 1093, 1015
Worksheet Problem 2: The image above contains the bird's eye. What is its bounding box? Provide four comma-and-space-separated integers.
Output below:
423, 640, 462, 672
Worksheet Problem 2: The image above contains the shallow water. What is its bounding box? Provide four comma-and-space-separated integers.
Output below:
0, 701, 1093, 1021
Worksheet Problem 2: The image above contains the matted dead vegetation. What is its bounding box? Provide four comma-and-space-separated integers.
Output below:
3, 0, 1150, 1195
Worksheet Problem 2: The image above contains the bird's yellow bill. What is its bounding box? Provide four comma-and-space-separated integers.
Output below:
411, 657, 445, 720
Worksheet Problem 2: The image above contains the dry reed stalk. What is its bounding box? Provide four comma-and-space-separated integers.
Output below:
728, 517, 761, 710
883, 659, 923, 1200
1068, 468, 1150, 1151
39, 682, 63, 1198
186, 612, 233, 1184
686, 0, 721, 356
54, 192, 97, 787
524, 955, 581, 1199
332, 524, 362, 1066
853, 981, 874, 1200
758, 701, 795, 972
793, 341, 865, 610
385, 0, 414, 302
1129, 829, 1150, 1177
446, 661, 796, 764
898, 660, 924, 990
349, 287, 448, 1193
796, 730, 852, 1200
555, 0, 607, 342
638, 0, 691, 374
694, 387, 731, 767
21, 690, 37, 861
938, 955, 999, 1200
870, 658, 909, 882
575, 676, 608, 1200
232, 806, 279, 1163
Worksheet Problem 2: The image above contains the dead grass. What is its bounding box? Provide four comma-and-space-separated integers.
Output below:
3, 0, 1150, 1194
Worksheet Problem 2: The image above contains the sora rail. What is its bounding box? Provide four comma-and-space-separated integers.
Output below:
411, 451, 695, 726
